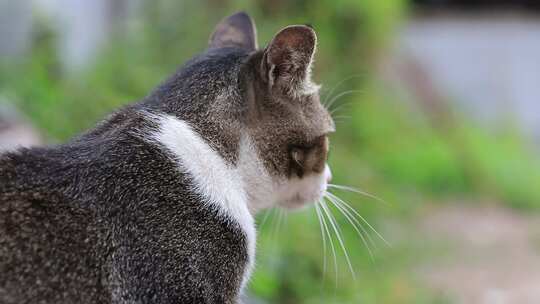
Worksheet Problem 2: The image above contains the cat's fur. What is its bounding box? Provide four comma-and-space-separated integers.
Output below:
0, 12, 334, 304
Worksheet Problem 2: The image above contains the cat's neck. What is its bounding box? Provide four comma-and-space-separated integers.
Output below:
145, 112, 259, 289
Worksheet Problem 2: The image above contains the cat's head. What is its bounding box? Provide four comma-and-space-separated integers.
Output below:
150, 12, 334, 213
208, 12, 335, 211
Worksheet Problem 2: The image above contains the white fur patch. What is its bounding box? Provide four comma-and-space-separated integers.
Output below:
146, 113, 255, 291
143, 112, 332, 292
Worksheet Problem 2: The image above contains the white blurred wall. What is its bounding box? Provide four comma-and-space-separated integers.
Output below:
35, 0, 111, 70
0, 1, 33, 56
399, 14, 540, 141
0, 0, 139, 70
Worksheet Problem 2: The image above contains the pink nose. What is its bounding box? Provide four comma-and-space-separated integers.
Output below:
325, 165, 332, 183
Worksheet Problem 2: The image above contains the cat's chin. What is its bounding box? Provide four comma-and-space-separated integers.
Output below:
278, 193, 324, 210
279, 190, 324, 210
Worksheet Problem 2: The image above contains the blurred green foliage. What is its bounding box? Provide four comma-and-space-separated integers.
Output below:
1, 0, 540, 303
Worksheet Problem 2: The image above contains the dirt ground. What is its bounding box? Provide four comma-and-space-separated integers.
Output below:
416, 204, 540, 304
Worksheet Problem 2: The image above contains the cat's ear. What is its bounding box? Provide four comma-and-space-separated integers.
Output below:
209, 12, 258, 51
261, 25, 317, 92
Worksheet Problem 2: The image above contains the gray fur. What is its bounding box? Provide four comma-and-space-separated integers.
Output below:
0, 12, 333, 304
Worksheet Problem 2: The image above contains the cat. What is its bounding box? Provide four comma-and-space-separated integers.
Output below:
0, 12, 334, 304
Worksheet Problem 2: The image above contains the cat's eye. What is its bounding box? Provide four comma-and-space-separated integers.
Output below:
289, 136, 329, 178
291, 148, 303, 166
291, 146, 311, 166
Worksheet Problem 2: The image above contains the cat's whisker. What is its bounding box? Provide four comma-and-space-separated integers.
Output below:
322, 74, 364, 107
331, 118, 350, 127
258, 207, 274, 229
314, 202, 328, 279
266, 208, 282, 253
331, 115, 349, 119
316, 202, 339, 285
326, 193, 377, 249
273, 209, 284, 245
328, 184, 389, 206
319, 201, 356, 280
329, 102, 353, 116
329, 110, 352, 125
326, 192, 391, 247
325, 89, 363, 113
330, 116, 352, 124
324, 194, 376, 262
280, 209, 288, 230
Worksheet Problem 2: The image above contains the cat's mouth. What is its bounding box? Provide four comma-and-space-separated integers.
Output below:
277, 164, 332, 209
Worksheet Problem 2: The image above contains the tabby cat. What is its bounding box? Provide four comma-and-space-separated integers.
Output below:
0, 12, 334, 304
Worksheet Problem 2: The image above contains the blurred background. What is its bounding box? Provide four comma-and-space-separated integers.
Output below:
1, 0, 540, 303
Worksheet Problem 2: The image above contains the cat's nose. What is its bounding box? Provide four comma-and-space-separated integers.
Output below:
324, 164, 332, 183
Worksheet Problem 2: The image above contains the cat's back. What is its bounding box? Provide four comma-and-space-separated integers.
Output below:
0, 148, 112, 304
0, 119, 250, 303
